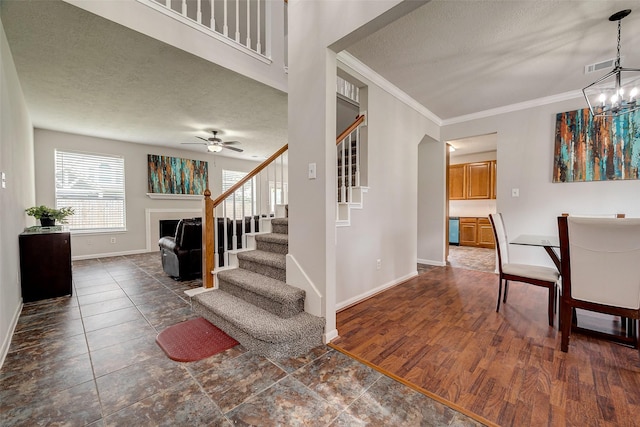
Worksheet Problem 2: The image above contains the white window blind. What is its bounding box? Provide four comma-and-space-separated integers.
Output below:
222, 170, 255, 220
55, 150, 125, 232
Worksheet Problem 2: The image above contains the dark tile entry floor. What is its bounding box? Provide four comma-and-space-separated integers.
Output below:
1, 253, 484, 426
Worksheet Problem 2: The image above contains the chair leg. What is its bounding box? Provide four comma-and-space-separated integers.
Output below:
560, 302, 573, 352
547, 286, 555, 327
496, 278, 503, 312
503, 280, 509, 303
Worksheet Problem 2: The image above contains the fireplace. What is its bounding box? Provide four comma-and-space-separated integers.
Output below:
159, 219, 180, 239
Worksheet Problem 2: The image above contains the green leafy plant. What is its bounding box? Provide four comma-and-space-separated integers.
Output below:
25, 205, 75, 223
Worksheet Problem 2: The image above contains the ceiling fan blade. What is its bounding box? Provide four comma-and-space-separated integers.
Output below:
221, 140, 240, 146
181, 142, 207, 145
223, 146, 244, 153
196, 136, 209, 142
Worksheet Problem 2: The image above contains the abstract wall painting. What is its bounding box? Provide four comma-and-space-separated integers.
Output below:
553, 108, 640, 182
147, 155, 208, 194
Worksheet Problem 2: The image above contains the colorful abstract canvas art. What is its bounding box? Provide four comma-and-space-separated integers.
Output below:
553, 108, 640, 182
147, 155, 208, 194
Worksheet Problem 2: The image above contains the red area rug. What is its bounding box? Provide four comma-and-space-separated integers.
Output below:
156, 317, 239, 362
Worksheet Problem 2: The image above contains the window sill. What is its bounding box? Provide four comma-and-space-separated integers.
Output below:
146, 193, 204, 200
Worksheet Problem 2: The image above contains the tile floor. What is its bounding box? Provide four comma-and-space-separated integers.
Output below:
0, 252, 484, 426
447, 246, 496, 273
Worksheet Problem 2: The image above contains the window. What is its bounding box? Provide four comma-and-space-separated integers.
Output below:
269, 181, 288, 214
222, 170, 256, 220
55, 150, 125, 232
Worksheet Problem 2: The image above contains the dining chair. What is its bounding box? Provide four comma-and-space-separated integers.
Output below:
489, 213, 560, 326
557, 216, 640, 353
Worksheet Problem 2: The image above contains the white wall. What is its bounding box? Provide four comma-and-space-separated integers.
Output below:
335, 63, 442, 308
0, 18, 36, 365
34, 129, 262, 259
442, 97, 640, 268
418, 136, 447, 266
288, 0, 428, 340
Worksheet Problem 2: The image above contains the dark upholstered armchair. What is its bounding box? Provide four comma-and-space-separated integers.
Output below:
158, 218, 202, 279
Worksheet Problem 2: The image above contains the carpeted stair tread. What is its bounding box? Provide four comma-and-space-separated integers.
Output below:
255, 233, 288, 245
217, 268, 304, 305
271, 218, 288, 227
270, 218, 288, 235
193, 290, 324, 344
237, 250, 286, 270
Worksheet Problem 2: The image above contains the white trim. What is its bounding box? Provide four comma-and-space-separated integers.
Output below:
145, 208, 202, 251
136, 0, 272, 65
323, 329, 339, 344
72, 248, 150, 261
338, 50, 585, 126
0, 301, 23, 369
442, 90, 584, 125
335, 271, 418, 311
146, 193, 204, 200
337, 51, 442, 126
417, 258, 446, 267
286, 254, 322, 317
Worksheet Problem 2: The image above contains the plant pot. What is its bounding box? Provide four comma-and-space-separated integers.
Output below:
40, 217, 55, 227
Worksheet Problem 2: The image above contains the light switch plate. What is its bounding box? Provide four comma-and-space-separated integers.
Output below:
1, 172, 5, 189
511, 188, 519, 197
308, 163, 317, 179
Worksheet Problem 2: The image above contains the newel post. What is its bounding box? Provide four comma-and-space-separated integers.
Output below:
202, 188, 214, 289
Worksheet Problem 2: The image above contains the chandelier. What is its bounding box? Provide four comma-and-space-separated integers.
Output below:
582, 9, 640, 117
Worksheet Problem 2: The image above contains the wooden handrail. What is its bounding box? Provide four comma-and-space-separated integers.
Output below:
211, 143, 289, 208
336, 115, 365, 145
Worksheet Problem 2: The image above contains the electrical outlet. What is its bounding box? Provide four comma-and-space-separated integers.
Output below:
110, 237, 116, 244
376, 259, 381, 270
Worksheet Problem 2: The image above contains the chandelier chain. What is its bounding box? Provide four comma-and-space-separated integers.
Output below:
616, 19, 621, 67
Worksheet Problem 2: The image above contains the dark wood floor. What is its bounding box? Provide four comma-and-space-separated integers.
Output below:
331, 266, 640, 427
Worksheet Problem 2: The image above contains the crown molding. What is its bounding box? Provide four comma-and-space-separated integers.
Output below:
440, 91, 584, 125
337, 51, 443, 126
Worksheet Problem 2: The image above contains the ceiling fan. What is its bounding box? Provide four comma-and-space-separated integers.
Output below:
182, 130, 243, 153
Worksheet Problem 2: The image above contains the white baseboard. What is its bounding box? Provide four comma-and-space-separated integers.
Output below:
336, 271, 418, 311
0, 300, 23, 369
323, 328, 339, 344
72, 248, 151, 261
417, 258, 446, 267
286, 254, 322, 317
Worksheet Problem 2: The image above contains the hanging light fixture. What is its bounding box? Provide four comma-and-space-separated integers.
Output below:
583, 9, 640, 117
207, 144, 223, 153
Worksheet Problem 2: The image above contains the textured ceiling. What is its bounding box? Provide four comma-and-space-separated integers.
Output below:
4, 0, 640, 159
347, 0, 640, 121
0, 0, 287, 160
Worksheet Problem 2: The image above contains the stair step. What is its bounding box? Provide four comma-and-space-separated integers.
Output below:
217, 268, 303, 318
271, 218, 288, 235
192, 290, 324, 358
255, 233, 288, 255
237, 250, 286, 281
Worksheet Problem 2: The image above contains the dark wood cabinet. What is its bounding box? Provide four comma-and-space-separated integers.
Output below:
19, 231, 72, 302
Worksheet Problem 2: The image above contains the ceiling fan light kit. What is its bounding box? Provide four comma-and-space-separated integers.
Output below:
180, 130, 243, 153
583, 9, 640, 117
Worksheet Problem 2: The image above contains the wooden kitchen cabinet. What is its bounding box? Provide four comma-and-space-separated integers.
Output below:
459, 218, 478, 246
490, 160, 497, 199
459, 217, 495, 249
477, 218, 496, 248
448, 161, 496, 200
449, 164, 466, 200
467, 162, 492, 199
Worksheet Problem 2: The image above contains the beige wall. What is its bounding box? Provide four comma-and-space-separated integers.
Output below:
0, 18, 36, 364
34, 129, 263, 259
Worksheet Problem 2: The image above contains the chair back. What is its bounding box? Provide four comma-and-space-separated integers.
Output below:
177, 218, 202, 250
559, 216, 640, 310
489, 213, 509, 269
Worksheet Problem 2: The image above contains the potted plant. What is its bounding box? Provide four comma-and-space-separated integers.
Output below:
25, 205, 75, 227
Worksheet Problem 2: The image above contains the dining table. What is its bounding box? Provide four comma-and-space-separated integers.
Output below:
509, 234, 560, 271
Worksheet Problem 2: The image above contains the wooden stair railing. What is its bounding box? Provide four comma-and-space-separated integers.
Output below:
202, 144, 288, 288
201, 114, 365, 288
337, 114, 365, 203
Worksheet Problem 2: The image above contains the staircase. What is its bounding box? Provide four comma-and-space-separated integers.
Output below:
191, 218, 325, 358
